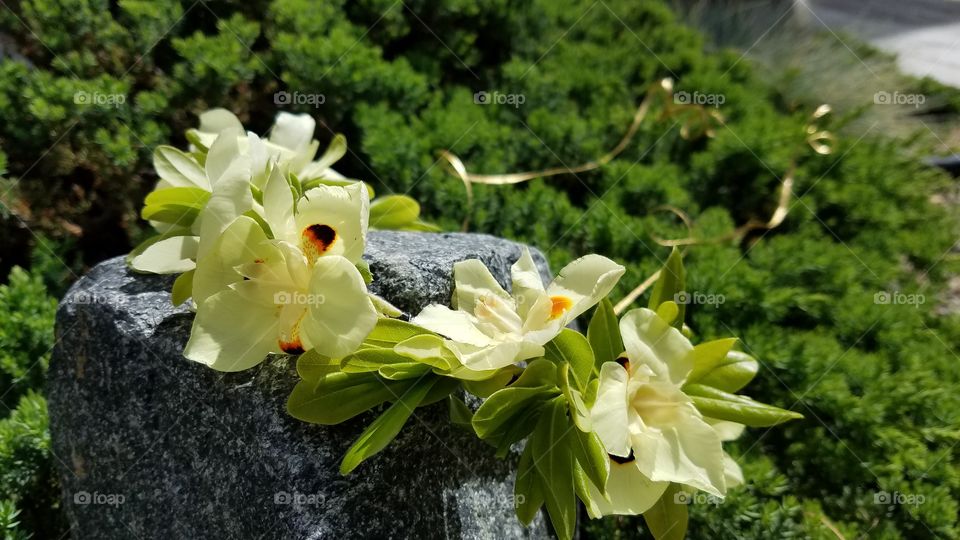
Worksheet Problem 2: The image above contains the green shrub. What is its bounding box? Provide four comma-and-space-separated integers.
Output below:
0, 1, 958, 538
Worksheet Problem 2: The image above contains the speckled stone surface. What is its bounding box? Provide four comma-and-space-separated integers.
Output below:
48, 231, 552, 540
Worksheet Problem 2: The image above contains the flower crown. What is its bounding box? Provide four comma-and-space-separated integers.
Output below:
130, 109, 801, 539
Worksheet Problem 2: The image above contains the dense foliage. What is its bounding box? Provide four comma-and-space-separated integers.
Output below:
0, 0, 958, 538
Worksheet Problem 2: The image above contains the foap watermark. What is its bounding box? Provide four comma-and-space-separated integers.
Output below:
674, 290, 725, 308
473, 90, 525, 108
873, 291, 925, 308
274, 291, 326, 306
74, 491, 125, 507
274, 491, 325, 506
65, 291, 119, 305
873, 91, 925, 108
674, 90, 724, 108
274, 90, 325, 108
874, 491, 925, 507
73, 90, 125, 108
673, 490, 722, 506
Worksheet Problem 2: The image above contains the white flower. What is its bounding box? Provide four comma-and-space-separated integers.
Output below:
587, 308, 738, 517
187, 108, 344, 183
183, 178, 377, 370
411, 248, 624, 374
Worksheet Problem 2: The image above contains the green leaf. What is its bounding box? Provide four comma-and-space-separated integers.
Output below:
448, 395, 475, 431
296, 350, 341, 381
568, 424, 609, 495
340, 376, 437, 474
363, 318, 436, 348
642, 483, 688, 540
573, 462, 603, 519
694, 349, 759, 393
472, 386, 558, 441
511, 358, 558, 388
394, 334, 456, 371
559, 364, 591, 431
369, 195, 422, 229
341, 347, 407, 373
141, 203, 201, 224
462, 367, 518, 398
544, 328, 595, 391
686, 338, 739, 383
588, 297, 623, 368
170, 269, 194, 306
685, 384, 804, 426
655, 300, 680, 327
648, 247, 685, 329
144, 186, 210, 208
532, 399, 576, 540
287, 372, 412, 424
515, 442, 545, 525
378, 362, 432, 380
355, 260, 373, 285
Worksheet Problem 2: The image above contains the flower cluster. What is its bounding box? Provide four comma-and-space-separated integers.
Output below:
132, 109, 801, 540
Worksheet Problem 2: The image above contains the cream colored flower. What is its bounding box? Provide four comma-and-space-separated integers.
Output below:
411, 248, 624, 374
587, 308, 735, 517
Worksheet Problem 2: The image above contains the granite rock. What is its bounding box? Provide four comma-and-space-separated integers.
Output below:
48, 231, 553, 540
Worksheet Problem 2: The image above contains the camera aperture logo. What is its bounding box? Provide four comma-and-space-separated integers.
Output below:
274, 90, 325, 108
73, 491, 125, 507
473, 90, 525, 108
274, 491, 325, 506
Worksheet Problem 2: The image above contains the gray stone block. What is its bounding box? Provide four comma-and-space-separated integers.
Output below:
48, 231, 553, 540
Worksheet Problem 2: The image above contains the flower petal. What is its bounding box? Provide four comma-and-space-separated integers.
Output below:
152, 146, 209, 190
410, 304, 492, 347
295, 183, 369, 264
547, 254, 625, 321
630, 398, 727, 496
590, 361, 632, 457
130, 235, 199, 274
193, 216, 283, 305
300, 256, 378, 359
184, 286, 279, 372
262, 164, 296, 243
452, 259, 511, 313
447, 340, 528, 372
511, 247, 545, 319
269, 112, 316, 152
196, 159, 254, 259
722, 452, 744, 488
205, 128, 249, 186
588, 460, 668, 517
619, 308, 694, 385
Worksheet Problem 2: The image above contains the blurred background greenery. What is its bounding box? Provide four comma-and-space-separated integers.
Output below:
1, 0, 959, 538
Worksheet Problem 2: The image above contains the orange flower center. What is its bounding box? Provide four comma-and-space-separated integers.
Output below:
549, 295, 573, 320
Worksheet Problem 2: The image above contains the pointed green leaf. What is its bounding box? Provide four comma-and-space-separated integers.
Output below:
340, 377, 437, 474
544, 328, 595, 391
685, 384, 803, 426
588, 298, 623, 369
532, 399, 576, 540
378, 362, 432, 380
515, 442, 546, 525
569, 425, 609, 495
171, 269, 194, 306
296, 349, 341, 381
341, 347, 408, 373
643, 483, 688, 540
287, 372, 413, 424
363, 318, 436, 348
696, 349, 759, 393
472, 386, 558, 441
448, 395, 475, 431
687, 338, 739, 383
648, 247, 685, 329
369, 195, 421, 229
